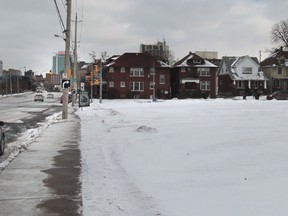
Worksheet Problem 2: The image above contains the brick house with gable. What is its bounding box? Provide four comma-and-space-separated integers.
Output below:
171, 52, 217, 98
105, 52, 171, 99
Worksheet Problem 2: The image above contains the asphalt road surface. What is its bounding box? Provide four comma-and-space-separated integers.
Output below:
0, 92, 62, 143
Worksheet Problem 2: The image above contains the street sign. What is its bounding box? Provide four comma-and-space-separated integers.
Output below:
62, 79, 71, 88
81, 82, 85, 91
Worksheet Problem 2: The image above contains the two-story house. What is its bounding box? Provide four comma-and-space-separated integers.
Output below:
105, 52, 171, 99
171, 52, 217, 98
260, 47, 288, 93
217, 55, 267, 97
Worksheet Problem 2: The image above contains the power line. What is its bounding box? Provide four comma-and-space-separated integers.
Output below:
53, 0, 66, 33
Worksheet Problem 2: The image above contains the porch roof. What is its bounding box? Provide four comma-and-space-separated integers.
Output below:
180, 78, 200, 84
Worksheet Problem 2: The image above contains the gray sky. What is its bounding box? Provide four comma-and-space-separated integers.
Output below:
0, 0, 287, 75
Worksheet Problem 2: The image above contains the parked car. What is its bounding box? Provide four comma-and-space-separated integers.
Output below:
0, 121, 5, 156
34, 94, 44, 102
267, 91, 288, 100
47, 93, 54, 99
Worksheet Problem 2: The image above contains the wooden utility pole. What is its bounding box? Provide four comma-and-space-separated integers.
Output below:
62, 0, 71, 119
72, 13, 78, 107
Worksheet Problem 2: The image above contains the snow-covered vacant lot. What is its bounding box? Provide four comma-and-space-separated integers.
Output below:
77, 98, 288, 216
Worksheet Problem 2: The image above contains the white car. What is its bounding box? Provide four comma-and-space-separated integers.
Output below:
34, 94, 44, 102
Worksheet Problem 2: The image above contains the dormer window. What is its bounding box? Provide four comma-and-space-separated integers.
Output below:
193, 59, 201, 64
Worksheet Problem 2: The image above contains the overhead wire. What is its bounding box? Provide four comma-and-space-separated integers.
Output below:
53, 0, 66, 35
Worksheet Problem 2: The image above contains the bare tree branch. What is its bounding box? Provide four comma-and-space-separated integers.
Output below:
271, 19, 288, 49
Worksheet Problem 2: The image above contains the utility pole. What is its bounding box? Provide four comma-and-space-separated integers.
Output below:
99, 60, 103, 103
72, 13, 78, 107
62, 0, 71, 119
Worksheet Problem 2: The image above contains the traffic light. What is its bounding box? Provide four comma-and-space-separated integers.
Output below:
49, 69, 52, 75
95, 79, 99, 85
68, 69, 72, 77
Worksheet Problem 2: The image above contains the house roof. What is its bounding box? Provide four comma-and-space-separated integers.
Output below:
173, 52, 217, 68
220, 55, 267, 81
260, 48, 288, 67
106, 52, 170, 68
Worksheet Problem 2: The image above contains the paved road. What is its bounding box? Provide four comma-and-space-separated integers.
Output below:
0, 109, 82, 216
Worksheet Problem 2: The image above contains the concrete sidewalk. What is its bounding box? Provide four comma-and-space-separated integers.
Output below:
0, 109, 82, 216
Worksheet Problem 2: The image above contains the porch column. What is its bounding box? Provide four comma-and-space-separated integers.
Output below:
264, 80, 267, 89
248, 80, 251, 89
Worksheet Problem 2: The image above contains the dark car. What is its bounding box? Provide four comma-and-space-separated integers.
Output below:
0, 121, 5, 156
267, 91, 288, 100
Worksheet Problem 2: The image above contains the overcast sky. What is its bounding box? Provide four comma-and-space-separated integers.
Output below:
0, 0, 287, 75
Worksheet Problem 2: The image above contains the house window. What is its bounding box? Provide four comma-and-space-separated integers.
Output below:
181, 67, 186, 72
120, 81, 125, 88
149, 82, 154, 90
197, 68, 210, 76
235, 80, 244, 88
160, 75, 165, 84
150, 68, 155, 75
121, 67, 126, 73
109, 67, 114, 73
242, 67, 252, 74
193, 59, 201, 64
200, 81, 210, 90
129, 82, 144, 91
109, 81, 114, 88
278, 67, 283, 75
130, 68, 144, 77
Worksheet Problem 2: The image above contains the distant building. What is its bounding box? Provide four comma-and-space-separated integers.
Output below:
195, 51, 218, 59
140, 39, 171, 63
52, 51, 65, 74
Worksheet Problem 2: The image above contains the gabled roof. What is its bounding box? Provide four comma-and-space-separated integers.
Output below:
106, 52, 170, 68
260, 48, 288, 67
173, 52, 217, 68
219, 55, 267, 81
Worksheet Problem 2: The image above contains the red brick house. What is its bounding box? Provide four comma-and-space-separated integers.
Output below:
105, 52, 171, 99
171, 52, 217, 98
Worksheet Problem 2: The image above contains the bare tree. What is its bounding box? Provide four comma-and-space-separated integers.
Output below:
89, 51, 97, 63
271, 19, 288, 49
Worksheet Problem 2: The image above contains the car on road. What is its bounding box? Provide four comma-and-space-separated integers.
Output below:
47, 93, 54, 99
0, 121, 5, 156
266, 91, 288, 100
34, 94, 44, 102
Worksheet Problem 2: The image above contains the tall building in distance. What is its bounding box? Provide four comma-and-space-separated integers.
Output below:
52, 51, 65, 74
140, 39, 171, 63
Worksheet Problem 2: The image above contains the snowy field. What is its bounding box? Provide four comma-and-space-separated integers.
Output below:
77, 98, 288, 216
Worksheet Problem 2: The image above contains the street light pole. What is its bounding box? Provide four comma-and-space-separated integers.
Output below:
62, 0, 72, 119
